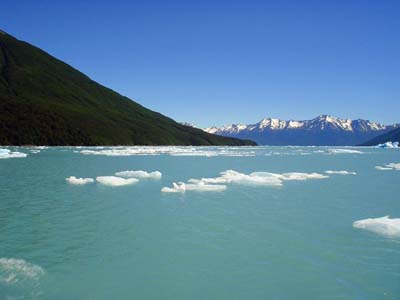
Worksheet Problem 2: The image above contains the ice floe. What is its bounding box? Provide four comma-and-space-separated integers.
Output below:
313, 150, 325, 153
265, 148, 364, 156
0, 258, 45, 285
0, 149, 27, 159
66, 176, 94, 185
376, 141, 399, 148
375, 166, 392, 170
115, 170, 162, 179
375, 163, 400, 171
353, 216, 400, 237
68, 145, 373, 157
79, 146, 256, 157
189, 170, 328, 186
277, 172, 328, 181
162, 170, 328, 193
67, 170, 161, 187
96, 176, 138, 186
162, 182, 186, 193
188, 170, 284, 186
327, 149, 363, 154
161, 182, 227, 193
325, 170, 357, 175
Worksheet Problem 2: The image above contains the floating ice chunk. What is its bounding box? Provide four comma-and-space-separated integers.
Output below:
161, 182, 227, 193
386, 163, 400, 170
328, 149, 362, 154
66, 176, 94, 185
162, 169, 328, 194
228, 170, 281, 185
184, 183, 227, 192
236, 171, 285, 185
96, 176, 138, 186
325, 170, 357, 175
189, 170, 283, 186
375, 166, 392, 170
375, 163, 400, 171
161, 182, 186, 193
353, 216, 400, 237
376, 141, 399, 148
0, 258, 45, 285
80, 146, 256, 157
185, 182, 227, 192
81, 149, 143, 156
10, 152, 27, 158
278, 172, 329, 180
115, 170, 162, 179
0, 149, 27, 159
188, 170, 327, 187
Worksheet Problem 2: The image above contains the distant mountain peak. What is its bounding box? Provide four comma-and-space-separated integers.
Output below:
204, 115, 397, 146
206, 115, 388, 133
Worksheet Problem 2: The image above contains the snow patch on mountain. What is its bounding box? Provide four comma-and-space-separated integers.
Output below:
204, 115, 391, 134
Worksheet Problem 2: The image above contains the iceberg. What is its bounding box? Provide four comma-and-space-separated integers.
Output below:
66, 176, 94, 185
0, 148, 27, 159
115, 170, 162, 179
376, 141, 399, 148
327, 149, 362, 154
162, 170, 328, 193
80, 146, 256, 157
161, 182, 227, 193
375, 163, 400, 171
325, 170, 357, 175
189, 170, 327, 186
96, 176, 138, 186
353, 216, 400, 237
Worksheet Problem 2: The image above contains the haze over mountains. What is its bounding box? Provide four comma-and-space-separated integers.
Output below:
205, 115, 399, 146
0, 30, 254, 146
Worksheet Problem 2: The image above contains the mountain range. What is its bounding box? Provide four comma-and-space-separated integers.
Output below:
361, 127, 400, 146
0, 30, 254, 146
205, 115, 398, 146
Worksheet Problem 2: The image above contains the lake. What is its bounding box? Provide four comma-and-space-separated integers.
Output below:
0, 146, 399, 299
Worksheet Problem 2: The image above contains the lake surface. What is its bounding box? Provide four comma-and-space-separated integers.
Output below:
0, 146, 399, 300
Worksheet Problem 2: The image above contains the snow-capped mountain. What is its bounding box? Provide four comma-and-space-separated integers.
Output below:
204, 115, 398, 146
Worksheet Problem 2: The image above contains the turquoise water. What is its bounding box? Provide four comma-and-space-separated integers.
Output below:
0, 146, 399, 299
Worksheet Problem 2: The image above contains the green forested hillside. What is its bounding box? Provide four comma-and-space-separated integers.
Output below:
0, 31, 255, 146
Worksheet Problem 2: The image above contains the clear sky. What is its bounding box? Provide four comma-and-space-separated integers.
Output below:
1, 0, 399, 127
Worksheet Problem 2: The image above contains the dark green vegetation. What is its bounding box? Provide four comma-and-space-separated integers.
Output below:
360, 127, 400, 146
0, 31, 255, 146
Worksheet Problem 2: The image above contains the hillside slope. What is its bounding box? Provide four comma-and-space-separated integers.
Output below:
360, 127, 400, 146
0, 31, 255, 146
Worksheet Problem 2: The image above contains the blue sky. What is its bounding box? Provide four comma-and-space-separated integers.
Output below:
1, 0, 399, 127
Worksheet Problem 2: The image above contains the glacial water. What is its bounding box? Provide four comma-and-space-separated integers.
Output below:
0, 146, 399, 300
